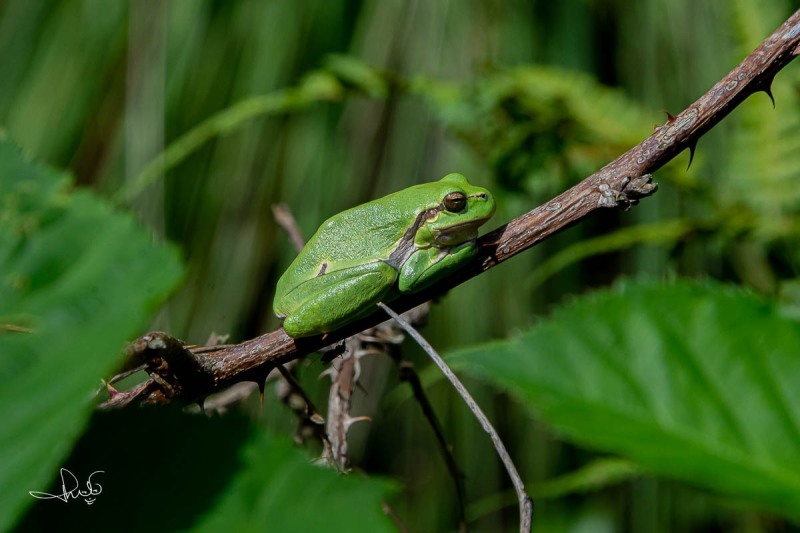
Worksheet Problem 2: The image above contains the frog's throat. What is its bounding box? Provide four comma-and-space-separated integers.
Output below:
432, 220, 481, 245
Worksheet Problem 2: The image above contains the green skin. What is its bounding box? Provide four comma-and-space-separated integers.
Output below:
273, 173, 496, 338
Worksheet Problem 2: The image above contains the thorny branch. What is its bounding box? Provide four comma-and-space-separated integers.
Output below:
100, 11, 800, 410
322, 337, 364, 469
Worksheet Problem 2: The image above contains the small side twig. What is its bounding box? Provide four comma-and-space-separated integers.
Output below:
194, 382, 259, 414
378, 302, 533, 533
1, 323, 33, 333
272, 203, 307, 253
323, 338, 371, 470
275, 364, 333, 460
387, 350, 467, 531
276, 365, 324, 422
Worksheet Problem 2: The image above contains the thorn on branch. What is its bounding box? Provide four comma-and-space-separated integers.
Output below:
258, 380, 266, 408
687, 141, 698, 170
653, 109, 677, 131
763, 85, 776, 108
754, 74, 777, 108
240, 366, 273, 409
104, 380, 120, 399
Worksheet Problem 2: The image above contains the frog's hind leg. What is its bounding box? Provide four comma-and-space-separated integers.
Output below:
282, 262, 397, 337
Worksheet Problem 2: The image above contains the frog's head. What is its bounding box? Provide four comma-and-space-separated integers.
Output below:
416, 173, 496, 247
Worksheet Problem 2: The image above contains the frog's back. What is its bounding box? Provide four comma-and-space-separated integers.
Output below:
289, 188, 429, 277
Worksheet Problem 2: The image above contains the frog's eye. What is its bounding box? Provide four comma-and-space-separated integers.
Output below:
443, 192, 467, 213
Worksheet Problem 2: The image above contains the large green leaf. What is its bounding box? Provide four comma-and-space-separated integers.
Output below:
17, 408, 397, 533
193, 425, 398, 533
449, 280, 800, 521
0, 135, 183, 529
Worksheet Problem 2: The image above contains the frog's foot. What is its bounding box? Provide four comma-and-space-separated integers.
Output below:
599, 174, 658, 210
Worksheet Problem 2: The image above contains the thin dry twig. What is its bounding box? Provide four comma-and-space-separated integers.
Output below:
192, 382, 259, 414
1, 323, 33, 333
377, 302, 533, 533
98, 10, 800, 410
272, 203, 307, 253
323, 338, 364, 469
386, 345, 468, 531
275, 364, 333, 459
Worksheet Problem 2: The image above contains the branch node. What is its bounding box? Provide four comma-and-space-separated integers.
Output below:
124, 331, 215, 402
614, 174, 658, 211
598, 174, 658, 210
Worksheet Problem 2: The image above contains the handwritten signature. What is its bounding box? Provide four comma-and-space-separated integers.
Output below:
29, 468, 105, 505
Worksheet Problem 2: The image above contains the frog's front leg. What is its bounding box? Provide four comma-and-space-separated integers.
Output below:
398, 242, 476, 293
280, 261, 398, 337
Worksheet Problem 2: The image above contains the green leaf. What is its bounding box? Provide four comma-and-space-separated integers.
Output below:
449, 280, 800, 521
17, 408, 397, 532
0, 135, 183, 529
193, 427, 398, 532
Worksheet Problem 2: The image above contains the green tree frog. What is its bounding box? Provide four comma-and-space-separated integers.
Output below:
273, 173, 496, 338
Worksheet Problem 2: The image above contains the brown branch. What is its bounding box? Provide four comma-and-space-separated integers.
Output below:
98, 10, 800, 410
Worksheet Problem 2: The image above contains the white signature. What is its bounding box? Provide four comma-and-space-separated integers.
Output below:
29, 468, 105, 505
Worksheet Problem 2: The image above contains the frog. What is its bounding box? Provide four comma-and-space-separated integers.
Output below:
273, 173, 496, 338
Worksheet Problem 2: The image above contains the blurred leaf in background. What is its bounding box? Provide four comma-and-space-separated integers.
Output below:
412, 65, 657, 197
0, 135, 183, 529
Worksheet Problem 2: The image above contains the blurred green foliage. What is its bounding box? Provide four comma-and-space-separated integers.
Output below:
0, 136, 183, 529
451, 280, 800, 522
1, 0, 799, 531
